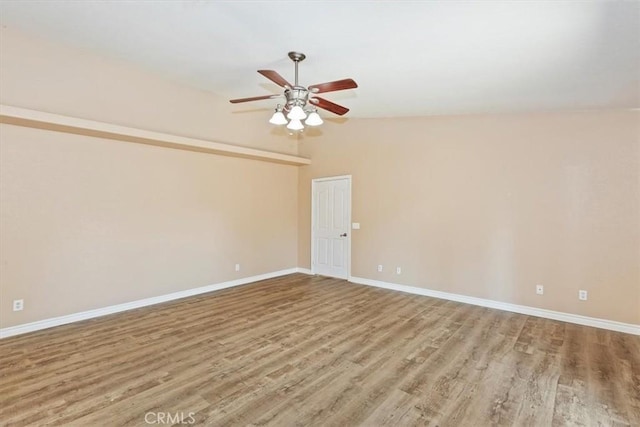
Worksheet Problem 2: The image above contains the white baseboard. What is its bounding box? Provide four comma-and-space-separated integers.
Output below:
0, 268, 299, 339
349, 276, 640, 336
4, 270, 636, 339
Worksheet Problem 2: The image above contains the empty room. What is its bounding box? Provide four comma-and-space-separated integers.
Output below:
0, 1, 638, 426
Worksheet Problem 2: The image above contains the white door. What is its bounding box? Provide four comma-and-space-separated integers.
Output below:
312, 176, 351, 279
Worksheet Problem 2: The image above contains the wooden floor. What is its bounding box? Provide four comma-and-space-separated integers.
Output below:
1, 274, 638, 426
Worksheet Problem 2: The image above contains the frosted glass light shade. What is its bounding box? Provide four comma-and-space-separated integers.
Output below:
286, 118, 304, 130
269, 111, 287, 125
305, 111, 323, 126
287, 105, 307, 120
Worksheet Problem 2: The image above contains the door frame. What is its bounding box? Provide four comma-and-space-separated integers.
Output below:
311, 175, 352, 279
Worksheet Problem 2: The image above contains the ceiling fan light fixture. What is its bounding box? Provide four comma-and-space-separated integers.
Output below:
305, 111, 323, 126
286, 118, 304, 131
269, 107, 287, 125
287, 105, 307, 120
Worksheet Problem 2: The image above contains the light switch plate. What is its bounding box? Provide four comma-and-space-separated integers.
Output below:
352, 223, 360, 229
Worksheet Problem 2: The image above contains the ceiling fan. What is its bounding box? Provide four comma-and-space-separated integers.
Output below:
230, 52, 358, 130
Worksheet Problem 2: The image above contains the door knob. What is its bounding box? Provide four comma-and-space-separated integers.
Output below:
340, 233, 347, 237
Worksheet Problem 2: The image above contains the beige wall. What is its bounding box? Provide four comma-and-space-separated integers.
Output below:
0, 124, 298, 327
0, 28, 299, 328
298, 112, 640, 325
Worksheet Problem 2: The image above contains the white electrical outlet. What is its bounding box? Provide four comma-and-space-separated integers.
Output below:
377, 265, 383, 272
578, 290, 588, 301
536, 285, 544, 295
396, 267, 402, 275
13, 299, 24, 311
235, 264, 240, 272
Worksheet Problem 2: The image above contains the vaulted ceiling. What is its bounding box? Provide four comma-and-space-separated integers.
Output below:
1, 1, 638, 118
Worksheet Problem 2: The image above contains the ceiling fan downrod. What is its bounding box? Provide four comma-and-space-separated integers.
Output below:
288, 51, 306, 87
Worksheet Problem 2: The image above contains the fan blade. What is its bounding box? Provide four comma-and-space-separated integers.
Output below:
229, 94, 279, 104
309, 96, 350, 116
309, 78, 358, 94
258, 70, 292, 88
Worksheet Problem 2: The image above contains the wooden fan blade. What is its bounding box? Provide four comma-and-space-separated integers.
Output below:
308, 78, 358, 94
258, 70, 292, 88
309, 96, 350, 116
229, 94, 279, 104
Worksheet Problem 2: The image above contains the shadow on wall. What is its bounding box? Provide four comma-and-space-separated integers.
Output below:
325, 117, 349, 124
231, 107, 272, 114
296, 117, 352, 139
300, 127, 323, 138
269, 126, 300, 140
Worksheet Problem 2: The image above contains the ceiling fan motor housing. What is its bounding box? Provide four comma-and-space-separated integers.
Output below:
284, 87, 309, 110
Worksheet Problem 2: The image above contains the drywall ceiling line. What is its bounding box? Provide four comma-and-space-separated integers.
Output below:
0, 105, 311, 166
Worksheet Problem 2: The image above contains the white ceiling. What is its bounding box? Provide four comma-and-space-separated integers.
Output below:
1, 1, 638, 118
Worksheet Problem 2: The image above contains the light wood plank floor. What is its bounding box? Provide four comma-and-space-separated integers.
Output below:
1, 274, 639, 426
